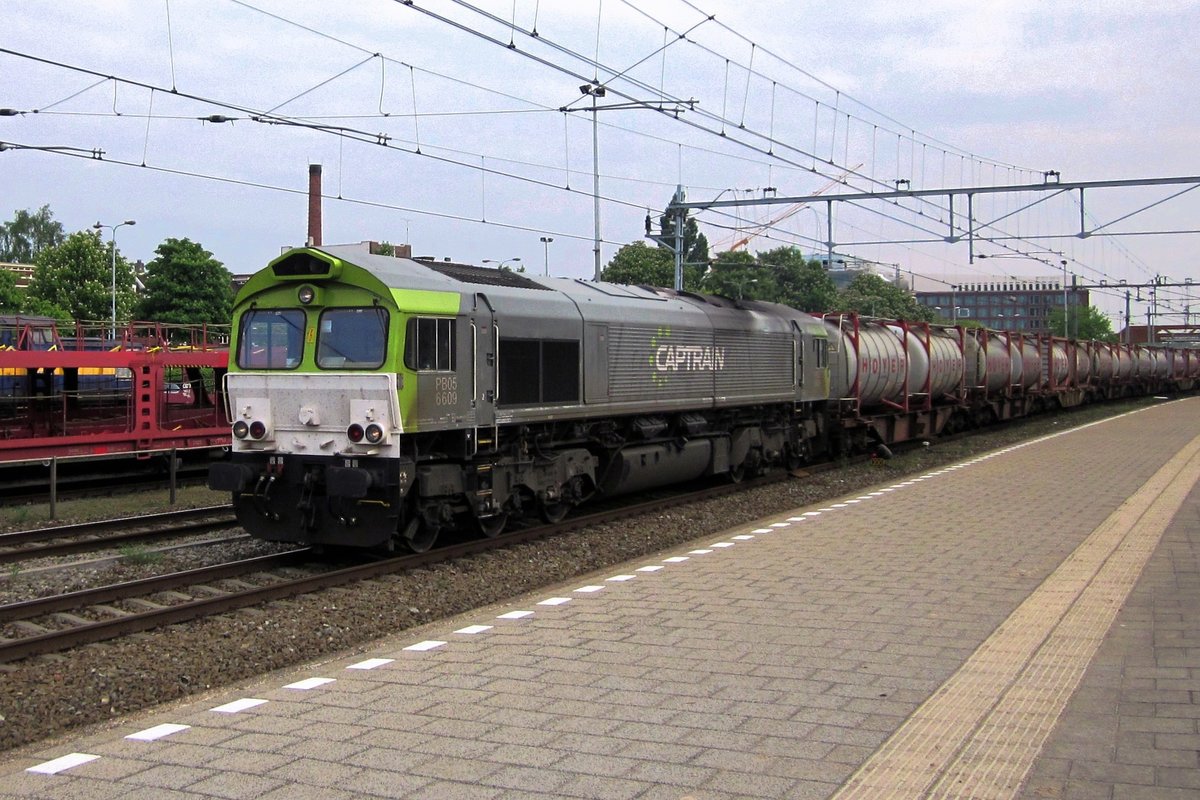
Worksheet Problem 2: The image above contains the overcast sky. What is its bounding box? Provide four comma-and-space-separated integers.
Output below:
4, 0, 1198, 325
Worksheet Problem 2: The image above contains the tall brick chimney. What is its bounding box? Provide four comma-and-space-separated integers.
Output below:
307, 164, 322, 246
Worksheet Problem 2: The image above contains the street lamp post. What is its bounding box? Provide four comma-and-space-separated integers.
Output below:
539, 237, 554, 276
93, 219, 136, 340
566, 84, 693, 282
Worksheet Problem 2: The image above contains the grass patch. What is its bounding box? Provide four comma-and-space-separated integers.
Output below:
117, 544, 164, 565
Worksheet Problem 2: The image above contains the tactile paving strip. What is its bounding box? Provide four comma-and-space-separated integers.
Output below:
834, 430, 1200, 800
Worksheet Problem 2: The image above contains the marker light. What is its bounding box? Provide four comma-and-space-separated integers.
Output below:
248, 420, 267, 440
232, 420, 249, 439
347, 423, 365, 443
365, 423, 385, 444
298, 285, 316, 304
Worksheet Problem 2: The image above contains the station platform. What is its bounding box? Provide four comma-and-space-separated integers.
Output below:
3, 397, 1198, 800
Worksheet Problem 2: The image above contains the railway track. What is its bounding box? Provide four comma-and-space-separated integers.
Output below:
0, 473, 784, 664
0, 506, 238, 565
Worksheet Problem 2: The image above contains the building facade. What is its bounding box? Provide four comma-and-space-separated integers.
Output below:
1, 262, 34, 289
914, 275, 1088, 333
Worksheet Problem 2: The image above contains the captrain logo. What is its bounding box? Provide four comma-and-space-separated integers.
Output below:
650, 325, 727, 382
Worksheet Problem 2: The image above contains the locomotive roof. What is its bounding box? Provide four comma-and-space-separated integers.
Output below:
308, 245, 828, 335
316, 244, 671, 306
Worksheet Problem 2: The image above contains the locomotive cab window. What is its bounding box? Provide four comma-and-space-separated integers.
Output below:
405, 317, 456, 372
238, 309, 305, 369
813, 338, 829, 369
317, 307, 388, 369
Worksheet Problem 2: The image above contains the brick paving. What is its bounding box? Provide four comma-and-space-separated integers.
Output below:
1018, 472, 1200, 800
1, 398, 1197, 800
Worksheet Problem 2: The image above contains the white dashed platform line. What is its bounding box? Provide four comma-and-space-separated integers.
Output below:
26, 753, 99, 774
537, 597, 572, 606
346, 657, 394, 670
606, 574, 636, 582
710, 542, 735, 548
126, 723, 190, 741
284, 677, 335, 690
689, 549, 713, 555
574, 584, 606, 592
210, 698, 267, 713
497, 610, 534, 619
662, 557, 689, 564
636, 565, 665, 572
455, 624, 493, 634
404, 640, 447, 651
732, 535, 755, 540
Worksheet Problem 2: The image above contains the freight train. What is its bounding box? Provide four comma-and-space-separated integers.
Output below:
208, 244, 1199, 552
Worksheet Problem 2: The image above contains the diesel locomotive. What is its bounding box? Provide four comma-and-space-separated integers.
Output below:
208, 243, 1198, 552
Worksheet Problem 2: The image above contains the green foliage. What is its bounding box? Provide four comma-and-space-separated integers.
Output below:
1047, 305, 1116, 341
836, 273, 934, 321
601, 241, 703, 290
702, 247, 839, 310
18, 294, 72, 323
756, 246, 838, 312
0, 205, 65, 263
0, 268, 20, 311
701, 250, 763, 299
26, 230, 134, 323
136, 238, 234, 326
118, 544, 163, 565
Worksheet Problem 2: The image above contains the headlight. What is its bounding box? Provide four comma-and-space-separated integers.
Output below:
346, 423, 365, 443
248, 420, 267, 440
298, 285, 316, 304
365, 423, 384, 444
232, 420, 249, 439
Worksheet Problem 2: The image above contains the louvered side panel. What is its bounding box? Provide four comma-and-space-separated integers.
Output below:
714, 330, 794, 402
607, 325, 715, 403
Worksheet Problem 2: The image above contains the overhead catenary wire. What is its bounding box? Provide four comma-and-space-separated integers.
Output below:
3, 1, 1180, 315
391, 0, 1044, 253
178, 0, 1046, 252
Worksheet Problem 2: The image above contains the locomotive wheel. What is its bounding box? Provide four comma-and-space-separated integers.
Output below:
728, 463, 746, 483
540, 501, 570, 524
475, 512, 508, 538
400, 516, 438, 553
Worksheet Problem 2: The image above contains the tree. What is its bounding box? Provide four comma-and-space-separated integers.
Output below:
136, 238, 233, 326
701, 250, 763, 299
755, 246, 838, 312
0, 205, 66, 263
601, 241, 703, 290
1047, 305, 1116, 341
26, 230, 134, 322
19, 294, 72, 323
836, 273, 934, 321
0, 268, 21, 312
